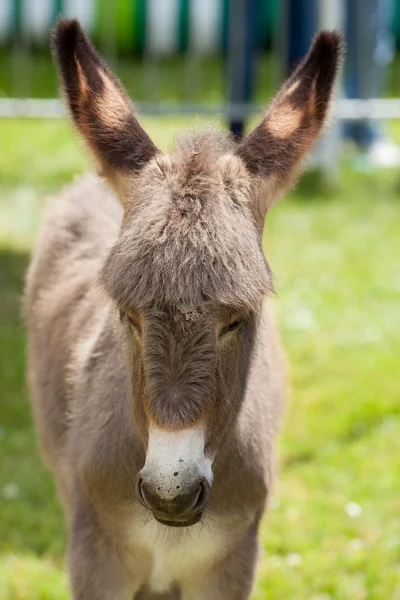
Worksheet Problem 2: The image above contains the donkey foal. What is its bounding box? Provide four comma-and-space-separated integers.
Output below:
26, 19, 343, 600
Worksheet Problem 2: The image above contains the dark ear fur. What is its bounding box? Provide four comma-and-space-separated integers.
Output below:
52, 19, 158, 180
235, 30, 345, 197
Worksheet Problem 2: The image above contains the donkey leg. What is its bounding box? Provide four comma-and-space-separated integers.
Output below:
67, 506, 140, 600
183, 528, 260, 600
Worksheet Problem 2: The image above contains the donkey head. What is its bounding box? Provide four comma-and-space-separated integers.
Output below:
53, 20, 343, 527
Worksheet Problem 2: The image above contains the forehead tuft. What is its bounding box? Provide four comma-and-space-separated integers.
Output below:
100, 127, 273, 310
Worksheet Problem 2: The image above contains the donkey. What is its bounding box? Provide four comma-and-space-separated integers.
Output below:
25, 18, 343, 600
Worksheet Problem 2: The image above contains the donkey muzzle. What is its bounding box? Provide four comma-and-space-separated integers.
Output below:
136, 475, 210, 527
136, 425, 213, 526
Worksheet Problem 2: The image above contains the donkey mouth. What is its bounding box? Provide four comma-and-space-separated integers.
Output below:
154, 512, 203, 528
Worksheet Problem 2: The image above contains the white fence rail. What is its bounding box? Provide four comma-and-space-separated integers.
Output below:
2, 98, 400, 120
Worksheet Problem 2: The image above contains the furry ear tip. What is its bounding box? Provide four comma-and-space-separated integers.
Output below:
312, 29, 346, 62
51, 18, 83, 56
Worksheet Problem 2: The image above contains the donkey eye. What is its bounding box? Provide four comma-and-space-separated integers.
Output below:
220, 319, 242, 337
227, 319, 242, 332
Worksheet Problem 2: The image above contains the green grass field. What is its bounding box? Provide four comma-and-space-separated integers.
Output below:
0, 118, 399, 599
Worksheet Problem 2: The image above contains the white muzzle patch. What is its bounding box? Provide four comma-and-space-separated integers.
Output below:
142, 425, 213, 501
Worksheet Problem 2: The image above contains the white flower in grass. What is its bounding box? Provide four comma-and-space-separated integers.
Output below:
286, 552, 302, 567
348, 538, 364, 552
3, 482, 19, 499
345, 501, 363, 518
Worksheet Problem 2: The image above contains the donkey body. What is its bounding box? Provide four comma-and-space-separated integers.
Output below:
26, 20, 343, 599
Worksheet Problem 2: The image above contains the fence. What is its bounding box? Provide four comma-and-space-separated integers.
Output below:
0, 0, 279, 55
1, 0, 400, 174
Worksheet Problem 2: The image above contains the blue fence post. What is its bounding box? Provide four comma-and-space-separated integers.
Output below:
344, 0, 396, 148
286, 0, 317, 73
227, 0, 257, 140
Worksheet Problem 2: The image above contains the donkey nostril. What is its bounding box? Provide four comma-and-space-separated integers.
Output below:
135, 477, 149, 509
136, 474, 210, 519
194, 483, 205, 509
191, 479, 211, 513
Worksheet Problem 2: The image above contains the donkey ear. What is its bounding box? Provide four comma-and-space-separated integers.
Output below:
235, 31, 344, 214
52, 19, 159, 204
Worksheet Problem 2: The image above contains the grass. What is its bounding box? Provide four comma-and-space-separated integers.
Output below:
0, 117, 399, 599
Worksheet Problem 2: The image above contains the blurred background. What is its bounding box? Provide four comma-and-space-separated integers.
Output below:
0, 1, 399, 599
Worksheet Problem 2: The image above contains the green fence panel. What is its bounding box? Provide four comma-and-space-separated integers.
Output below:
1, 0, 283, 53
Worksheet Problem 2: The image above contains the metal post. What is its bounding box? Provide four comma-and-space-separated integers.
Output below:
317, 0, 344, 180
344, 0, 381, 147
285, 0, 317, 72
12, 0, 30, 98
227, 0, 257, 140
